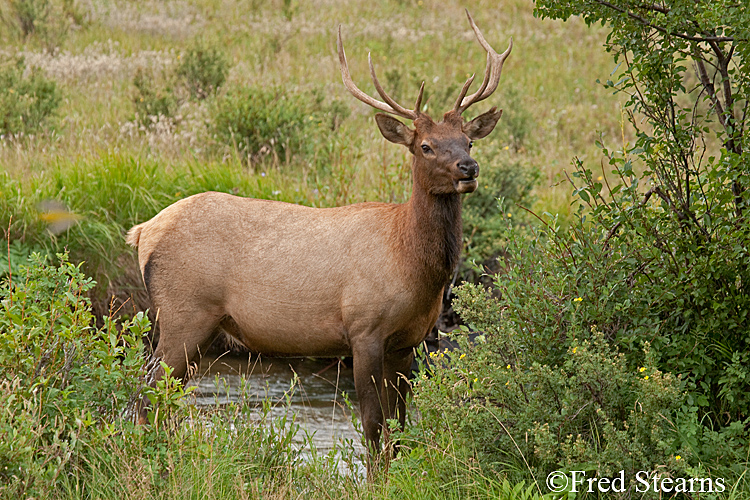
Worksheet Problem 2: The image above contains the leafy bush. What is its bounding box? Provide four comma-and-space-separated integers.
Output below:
0, 57, 61, 137
416, 213, 750, 495
0, 238, 45, 280
213, 86, 333, 165
533, 0, 750, 442
132, 41, 229, 128
176, 40, 229, 100
415, 308, 690, 493
132, 68, 177, 127
0, 0, 84, 49
0, 253, 153, 497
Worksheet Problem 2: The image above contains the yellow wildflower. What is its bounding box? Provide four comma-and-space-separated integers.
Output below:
573, 297, 583, 303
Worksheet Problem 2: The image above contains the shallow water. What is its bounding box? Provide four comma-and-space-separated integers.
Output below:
187, 354, 365, 461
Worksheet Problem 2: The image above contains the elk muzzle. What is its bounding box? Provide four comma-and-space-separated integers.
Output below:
456, 159, 479, 193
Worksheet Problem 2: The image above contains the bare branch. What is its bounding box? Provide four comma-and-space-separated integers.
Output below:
694, 53, 726, 127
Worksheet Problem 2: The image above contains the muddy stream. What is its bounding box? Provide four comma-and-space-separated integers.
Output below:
187, 354, 367, 470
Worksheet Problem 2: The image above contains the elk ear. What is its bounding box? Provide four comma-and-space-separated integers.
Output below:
375, 113, 415, 147
463, 106, 503, 140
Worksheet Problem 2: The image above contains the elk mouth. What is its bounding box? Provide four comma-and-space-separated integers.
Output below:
456, 177, 478, 194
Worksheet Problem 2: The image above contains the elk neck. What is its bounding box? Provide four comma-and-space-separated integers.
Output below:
396, 159, 463, 288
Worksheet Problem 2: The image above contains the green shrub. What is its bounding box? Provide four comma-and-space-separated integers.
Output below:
213, 85, 331, 165
462, 141, 537, 277
415, 290, 691, 490
0, 253, 153, 498
416, 213, 750, 494
0, 57, 61, 137
531, 0, 750, 468
176, 40, 229, 100
412, 3, 750, 494
0, 0, 83, 48
132, 68, 177, 127
0, 238, 45, 280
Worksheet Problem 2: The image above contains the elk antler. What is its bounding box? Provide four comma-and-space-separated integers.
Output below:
453, 9, 513, 115
337, 26, 424, 121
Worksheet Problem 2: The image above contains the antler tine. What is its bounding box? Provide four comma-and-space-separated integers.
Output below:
414, 81, 425, 112
455, 10, 513, 114
337, 25, 418, 121
368, 54, 418, 120
452, 73, 476, 112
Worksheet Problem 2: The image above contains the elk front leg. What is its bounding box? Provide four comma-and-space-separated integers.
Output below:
352, 340, 415, 476
383, 348, 414, 455
351, 339, 388, 471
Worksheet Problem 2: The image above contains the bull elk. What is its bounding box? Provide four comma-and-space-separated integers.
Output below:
126, 9, 511, 467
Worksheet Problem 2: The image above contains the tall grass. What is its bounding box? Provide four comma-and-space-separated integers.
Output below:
0, 153, 312, 309
2, 0, 623, 188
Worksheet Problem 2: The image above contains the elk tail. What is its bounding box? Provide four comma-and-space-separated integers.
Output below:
126, 224, 144, 248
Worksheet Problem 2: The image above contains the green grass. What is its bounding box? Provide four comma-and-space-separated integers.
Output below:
46, 404, 549, 500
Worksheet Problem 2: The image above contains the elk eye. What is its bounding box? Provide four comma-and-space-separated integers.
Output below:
468, 141, 474, 149
421, 144, 432, 154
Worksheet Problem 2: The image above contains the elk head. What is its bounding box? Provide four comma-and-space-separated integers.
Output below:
337, 9, 512, 196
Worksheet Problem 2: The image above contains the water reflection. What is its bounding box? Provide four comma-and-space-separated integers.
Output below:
188, 355, 365, 460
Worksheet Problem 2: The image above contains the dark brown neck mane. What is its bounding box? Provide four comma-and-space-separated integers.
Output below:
403, 159, 463, 287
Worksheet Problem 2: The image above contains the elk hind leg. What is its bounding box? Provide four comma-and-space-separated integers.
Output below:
135, 309, 222, 423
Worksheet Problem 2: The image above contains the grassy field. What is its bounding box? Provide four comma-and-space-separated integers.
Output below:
0, 0, 636, 498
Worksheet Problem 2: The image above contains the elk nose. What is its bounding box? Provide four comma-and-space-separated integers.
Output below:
457, 159, 479, 178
